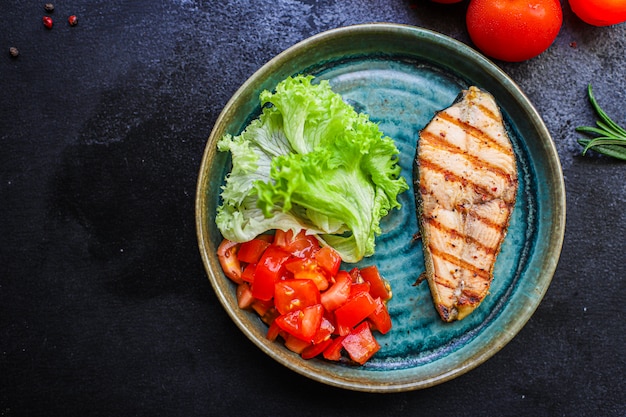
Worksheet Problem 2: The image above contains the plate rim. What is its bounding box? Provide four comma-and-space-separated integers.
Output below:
195, 22, 566, 392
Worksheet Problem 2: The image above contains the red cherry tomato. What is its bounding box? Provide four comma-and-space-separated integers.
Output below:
466, 0, 563, 62
569, 0, 626, 26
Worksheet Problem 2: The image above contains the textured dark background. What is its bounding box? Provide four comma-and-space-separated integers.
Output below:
1, 1, 625, 416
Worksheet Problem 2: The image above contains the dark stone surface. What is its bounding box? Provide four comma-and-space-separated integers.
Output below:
1, 1, 624, 416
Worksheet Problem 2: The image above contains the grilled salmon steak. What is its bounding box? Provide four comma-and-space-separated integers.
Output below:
415, 86, 518, 322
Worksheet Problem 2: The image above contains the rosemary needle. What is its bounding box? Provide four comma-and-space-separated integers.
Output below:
576, 84, 626, 161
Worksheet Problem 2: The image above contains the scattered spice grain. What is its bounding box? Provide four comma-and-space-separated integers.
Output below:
42, 16, 53, 29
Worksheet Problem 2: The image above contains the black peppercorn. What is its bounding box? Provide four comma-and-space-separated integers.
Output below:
9, 47, 19, 58
44, 3, 54, 12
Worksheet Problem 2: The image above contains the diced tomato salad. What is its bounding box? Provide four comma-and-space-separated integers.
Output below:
217, 229, 392, 365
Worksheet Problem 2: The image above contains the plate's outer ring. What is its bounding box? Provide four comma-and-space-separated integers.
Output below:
195, 23, 566, 392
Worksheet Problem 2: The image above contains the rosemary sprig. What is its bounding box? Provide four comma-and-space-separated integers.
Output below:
576, 84, 626, 161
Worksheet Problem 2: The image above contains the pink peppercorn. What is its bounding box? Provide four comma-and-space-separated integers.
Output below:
42, 16, 53, 29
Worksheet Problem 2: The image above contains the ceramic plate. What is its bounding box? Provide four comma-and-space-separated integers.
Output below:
195, 23, 566, 392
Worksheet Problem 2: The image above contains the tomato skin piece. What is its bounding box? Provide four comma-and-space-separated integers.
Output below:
320, 270, 352, 311
466, 0, 563, 62
274, 279, 321, 315
217, 239, 243, 284
274, 304, 324, 342
359, 265, 392, 301
237, 239, 271, 264
251, 245, 292, 300
342, 322, 380, 365
334, 291, 378, 330
569, 0, 626, 26
368, 297, 392, 335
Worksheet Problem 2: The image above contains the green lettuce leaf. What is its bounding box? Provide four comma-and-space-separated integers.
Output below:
215, 75, 408, 263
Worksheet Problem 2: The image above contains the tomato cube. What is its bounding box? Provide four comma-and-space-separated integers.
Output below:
311, 317, 335, 345
251, 298, 275, 323
341, 322, 380, 365
272, 229, 294, 247
285, 258, 328, 291
349, 267, 363, 283
274, 304, 323, 342
334, 291, 377, 330
359, 265, 392, 301
368, 297, 392, 334
320, 270, 351, 311
314, 246, 341, 277
301, 338, 333, 360
284, 334, 311, 354
274, 279, 320, 315
266, 320, 282, 342
275, 229, 320, 258
322, 335, 346, 361
251, 245, 291, 300
237, 238, 271, 264
236, 283, 254, 309
241, 263, 256, 283
349, 281, 371, 298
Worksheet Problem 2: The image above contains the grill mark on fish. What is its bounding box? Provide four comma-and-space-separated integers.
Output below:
428, 245, 490, 280
417, 158, 498, 201
436, 111, 514, 157
423, 217, 497, 255
420, 130, 513, 182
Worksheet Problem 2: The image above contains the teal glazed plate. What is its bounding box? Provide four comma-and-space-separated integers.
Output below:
195, 23, 566, 392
